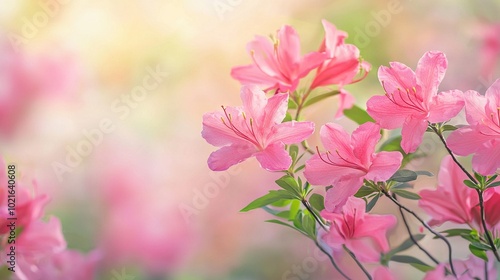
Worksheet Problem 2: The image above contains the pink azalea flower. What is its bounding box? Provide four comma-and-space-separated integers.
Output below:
367, 51, 464, 153
447, 79, 500, 175
16, 250, 101, 280
202, 85, 314, 171
424, 254, 497, 280
3, 217, 67, 280
230, 25, 325, 92
304, 122, 402, 212
310, 20, 371, 117
419, 155, 478, 227
319, 197, 396, 262
0, 160, 49, 234
419, 155, 500, 232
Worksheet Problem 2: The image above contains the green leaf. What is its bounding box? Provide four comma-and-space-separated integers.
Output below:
486, 175, 498, 185
441, 124, 457, 132
355, 186, 377, 198
289, 200, 300, 220
469, 244, 488, 261
294, 164, 305, 173
302, 211, 316, 238
487, 181, 500, 188
390, 170, 418, 182
387, 234, 426, 257
303, 90, 340, 107
463, 179, 479, 190
288, 98, 298, 109
270, 199, 291, 207
241, 190, 296, 212
366, 194, 380, 212
390, 255, 433, 272
275, 176, 301, 197
440, 228, 472, 238
283, 112, 292, 122
343, 104, 375, 125
289, 145, 299, 163
393, 189, 421, 200
309, 193, 325, 211
415, 171, 433, 177
391, 182, 413, 190
379, 136, 403, 152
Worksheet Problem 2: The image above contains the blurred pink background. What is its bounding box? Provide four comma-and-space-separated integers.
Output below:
1, 0, 499, 279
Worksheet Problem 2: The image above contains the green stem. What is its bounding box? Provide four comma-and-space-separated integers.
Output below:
477, 189, 500, 262
393, 194, 440, 265
301, 199, 328, 231
429, 123, 500, 262
315, 240, 351, 280
342, 245, 372, 280
382, 190, 457, 277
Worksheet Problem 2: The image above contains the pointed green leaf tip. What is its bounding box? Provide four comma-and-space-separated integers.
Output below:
343, 104, 375, 124
241, 190, 296, 212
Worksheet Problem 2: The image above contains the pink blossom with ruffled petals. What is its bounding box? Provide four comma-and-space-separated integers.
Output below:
419, 156, 478, 227
0, 160, 49, 234
304, 122, 402, 212
447, 79, 500, 175
5, 217, 67, 280
419, 155, 500, 232
202, 85, 314, 171
424, 254, 497, 280
367, 51, 464, 153
231, 25, 325, 92
310, 20, 370, 117
319, 197, 396, 262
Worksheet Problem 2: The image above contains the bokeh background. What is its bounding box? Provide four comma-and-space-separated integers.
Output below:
1, 0, 500, 279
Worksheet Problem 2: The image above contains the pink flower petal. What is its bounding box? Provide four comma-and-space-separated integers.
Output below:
230, 64, 278, 91
367, 95, 414, 129
207, 145, 256, 171
240, 85, 268, 122
428, 90, 464, 123
463, 90, 487, 125
419, 156, 477, 227
320, 123, 353, 158
255, 142, 292, 171
416, 51, 448, 103
246, 35, 283, 79
311, 44, 360, 89
276, 25, 301, 78
321, 20, 347, 56
447, 127, 490, 156
298, 51, 327, 80
334, 89, 355, 118
353, 214, 397, 253
373, 267, 397, 280
344, 238, 382, 262
324, 176, 363, 213
472, 139, 500, 175
270, 121, 314, 144
351, 122, 381, 164
401, 115, 428, 153
378, 62, 416, 96
261, 92, 289, 128
304, 155, 351, 186
366, 151, 403, 182
202, 109, 247, 147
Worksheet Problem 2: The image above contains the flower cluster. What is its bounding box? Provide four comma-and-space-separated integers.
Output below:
203, 19, 500, 279
0, 160, 99, 280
